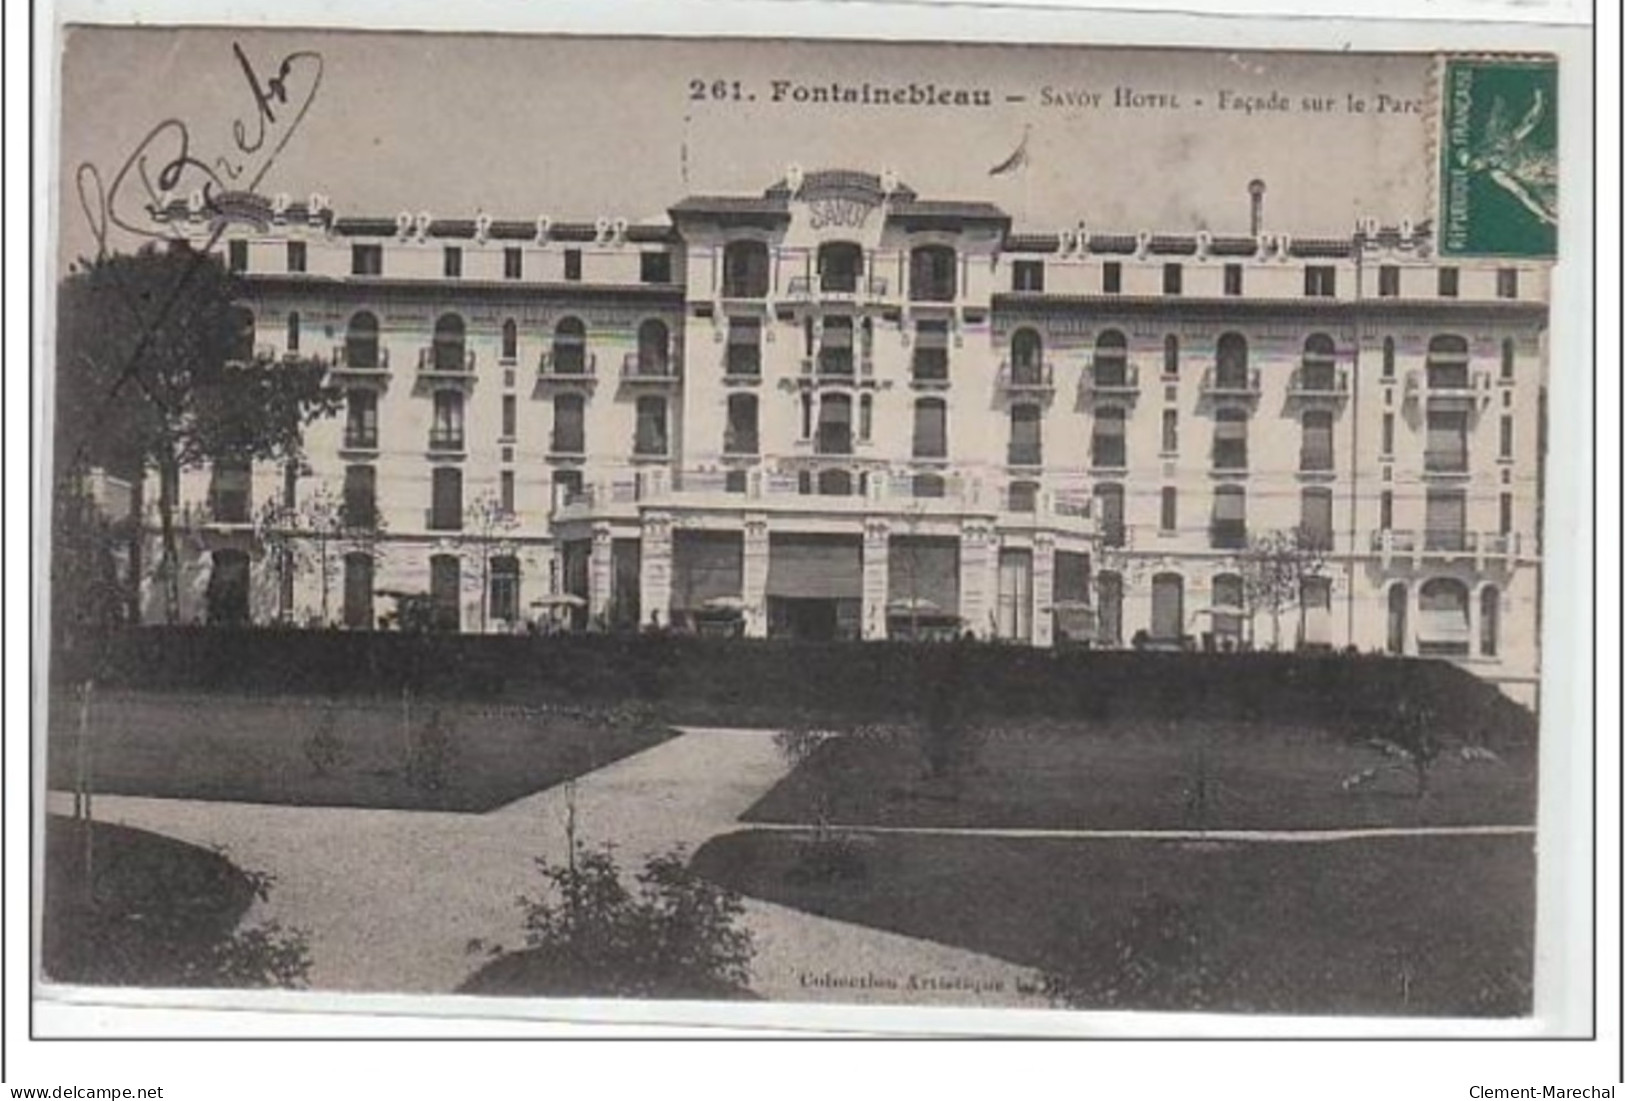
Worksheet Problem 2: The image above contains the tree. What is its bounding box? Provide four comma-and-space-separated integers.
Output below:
460, 491, 520, 633
255, 479, 386, 626
1236, 526, 1329, 650
54, 245, 341, 623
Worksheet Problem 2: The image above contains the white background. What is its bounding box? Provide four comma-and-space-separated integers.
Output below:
6, 0, 1618, 1096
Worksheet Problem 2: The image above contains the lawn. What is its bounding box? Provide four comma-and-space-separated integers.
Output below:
692, 829, 1534, 1016
742, 719, 1536, 831
46, 690, 676, 813
42, 814, 266, 986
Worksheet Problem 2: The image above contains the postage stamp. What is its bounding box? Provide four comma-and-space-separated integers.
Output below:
37, 13, 1589, 1046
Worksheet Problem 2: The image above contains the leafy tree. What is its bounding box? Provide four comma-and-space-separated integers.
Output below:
54, 245, 340, 623
1236, 526, 1330, 649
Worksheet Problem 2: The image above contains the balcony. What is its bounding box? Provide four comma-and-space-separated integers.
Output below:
1200, 367, 1263, 402
799, 353, 873, 384
418, 347, 476, 378
784, 274, 890, 303
1286, 367, 1350, 405
548, 432, 587, 458
1082, 362, 1140, 401
1369, 528, 1520, 570
341, 428, 379, 453
536, 351, 598, 389
427, 429, 466, 454
996, 361, 1055, 397
1407, 368, 1492, 411
909, 280, 956, 304
632, 436, 671, 460
720, 279, 769, 302
621, 353, 682, 386
329, 345, 391, 381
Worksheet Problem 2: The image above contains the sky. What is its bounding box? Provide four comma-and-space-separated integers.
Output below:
56, 26, 1435, 266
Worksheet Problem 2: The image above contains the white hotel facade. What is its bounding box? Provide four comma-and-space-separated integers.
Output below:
160, 170, 1548, 703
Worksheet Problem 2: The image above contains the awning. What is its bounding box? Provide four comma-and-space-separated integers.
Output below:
767, 534, 862, 600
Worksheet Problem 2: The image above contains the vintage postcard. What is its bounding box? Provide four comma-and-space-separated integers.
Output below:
40, 17, 1586, 1038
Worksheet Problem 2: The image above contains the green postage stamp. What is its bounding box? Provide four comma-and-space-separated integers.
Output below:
1438, 56, 1558, 259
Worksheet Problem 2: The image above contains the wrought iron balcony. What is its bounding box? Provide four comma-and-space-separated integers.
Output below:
418, 347, 476, 376
330, 345, 390, 377
536, 351, 597, 385
1407, 367, 1492, 410
996, 360, 1055, 395
620, 353, 682, 385
427, 429, 466, 453
1286, 367, 1350, 403
1082, 361, 1140, 399
1201, 367, 1263, 401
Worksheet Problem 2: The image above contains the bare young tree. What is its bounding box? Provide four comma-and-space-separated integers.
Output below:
1237, 526, 1329, 650
461, 490, 520, 633
256, 480, 386, 626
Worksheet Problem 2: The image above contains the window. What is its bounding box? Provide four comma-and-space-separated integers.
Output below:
286, 241, 307, 273
1159, 487, 1177, 533
1150, 573, 1185, 642
641, 251, 673, 284
859, 394, 873, 443
1496, 268, 1519, 299
1095, 484, 1125, 547
819, 316, 855, 376
1215, 333, 1250, 391
1480, 587, 1499, 656
1499, 492, 1513, 534
722, 241, 770, 298
343, 553, 374, 630
1382, 336, 1397, 379
1213, 408, 1248, 471
1007, 481, 1038, 514
1010, 328, 1044, 385
431, 313, 466, 372
430, 468, 463, 531
817, 393, 853, 455
552, 317, 587, 375
1387, 584, 1408, 655
800, 392, 814, 439
351, 244, 383, 276
345, 310, 380, 370
1418, 577, 1470, 655
500, 319, 518, 363
1210, 574, 1245, 647
1380, 490, 1394, 531
1300, 334, 1338, 390
1163, 335, 1180, 378
430, 390, 465, 451
913, 320, 950, 382
1381, 412, 1395, 456
1500, 338, 1516, 381
1424, 489, 1467, 551
1437, 266, 1460, 298
501, 394, 517, 439
553, 467, 584, 503
345, 389, 378, 449
1093, 330, 1129, 388
286, 312, 301, 354
490, 556, 521, 626
1211, 486, 1247, 549
634, 396, 669, 456
726, 318, 762, 377
443, 246, 463, 278
996, 548, 1034, 642
1300, 488, 1334, 549
1097, 572, 1123, 645
228, 240, 248, 272
429, 554, 461, 630
1092, 407, 1127, 468
636, 319, 672, 377
1499, 414, 1513, 459
1426, 334, 1471, 390
208, 459, 252, 524
563, 249, 582, 281
552, 393, 585, 454
912, 399, 947, 459
1161, 408, 1179, 454
1012, 260, 1045, 292
1300, 411, 1334, 472
1378, 264, 1400, 297
342, 465, 377, 529
726, 393, 759, 454
1304, 265, 1336, 297
504, 247, 523, 280
1223, 263, 1243, 296
499, 471, 515, 516
1425, 410, 1469, 472
909, 245, 956, 302
1102, 261, 1122, 294
817, 242, 863, 293
1162, 263, 1183, 295
1008, 403, 1042, 466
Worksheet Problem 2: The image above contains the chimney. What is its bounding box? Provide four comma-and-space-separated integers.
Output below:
1248, 179, 1267, 237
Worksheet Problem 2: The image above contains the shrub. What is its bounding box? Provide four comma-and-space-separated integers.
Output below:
301, 703, 348, 777
404, 707, 458, 793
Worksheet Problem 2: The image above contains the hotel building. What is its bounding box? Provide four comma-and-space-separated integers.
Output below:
155, 169, 1548, 703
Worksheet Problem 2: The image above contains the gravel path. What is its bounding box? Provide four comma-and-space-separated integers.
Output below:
44, 727, 1047, 1007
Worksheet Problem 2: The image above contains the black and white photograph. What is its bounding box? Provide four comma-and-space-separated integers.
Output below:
26, 5, 1605, 1066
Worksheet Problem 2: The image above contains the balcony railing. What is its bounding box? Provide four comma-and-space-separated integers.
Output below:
1098, 519, 1128, 548
784, 275, 890, 300
909, 281, 956, 304
720, 279, 769, 300
1201, 367, 1263, 400
632, 435, 671, 459
1082, 361, 1140, 398
1286, 367, 1351, 401
801, 354, 872, 381
537, 351, 597, 381
342, 428, 379, 451
1408, 368, 1492, 408
419, 347, 476, 375
331, 346, 390, 375
428, 429, 466, 453
996, 361, 1055, 395
549, 433, 586, 456
1369, 529, 1497, 560
621, 353, 682, 384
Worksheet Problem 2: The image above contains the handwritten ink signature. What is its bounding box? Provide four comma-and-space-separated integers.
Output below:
76, 42, 324, 258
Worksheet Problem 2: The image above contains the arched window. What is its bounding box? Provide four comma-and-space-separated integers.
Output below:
1163, 334, 1180, 378
228, 306, 256, 363
345, 310, 380, 370
432, 313, 466, 371
1216, 332, 1250, 390
552, 317, 587, 375
1150, 572, 1185, 643
1011, 328, 1044, 383
1387, 583, 1408, 655
1301, 333, 1337, 391
1382, 336, 1396, 379
501, 319, 518, 363
909, 245, 956, 302
637, 318, 671, 377
343, 552, 374, 629
1095, 330, 1129, 388
722, 240, 770, 298
1426, 334, 1471, 390
1213, 408, 1249, 471
1480, 586, 1500, 657
1097, 571, 1124, 646
1418, 577, 1471, 655
725, 393, 759, 454
817, 241, 864, 294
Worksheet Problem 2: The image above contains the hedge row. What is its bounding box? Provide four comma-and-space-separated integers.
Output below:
51, 628, 1536, 746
